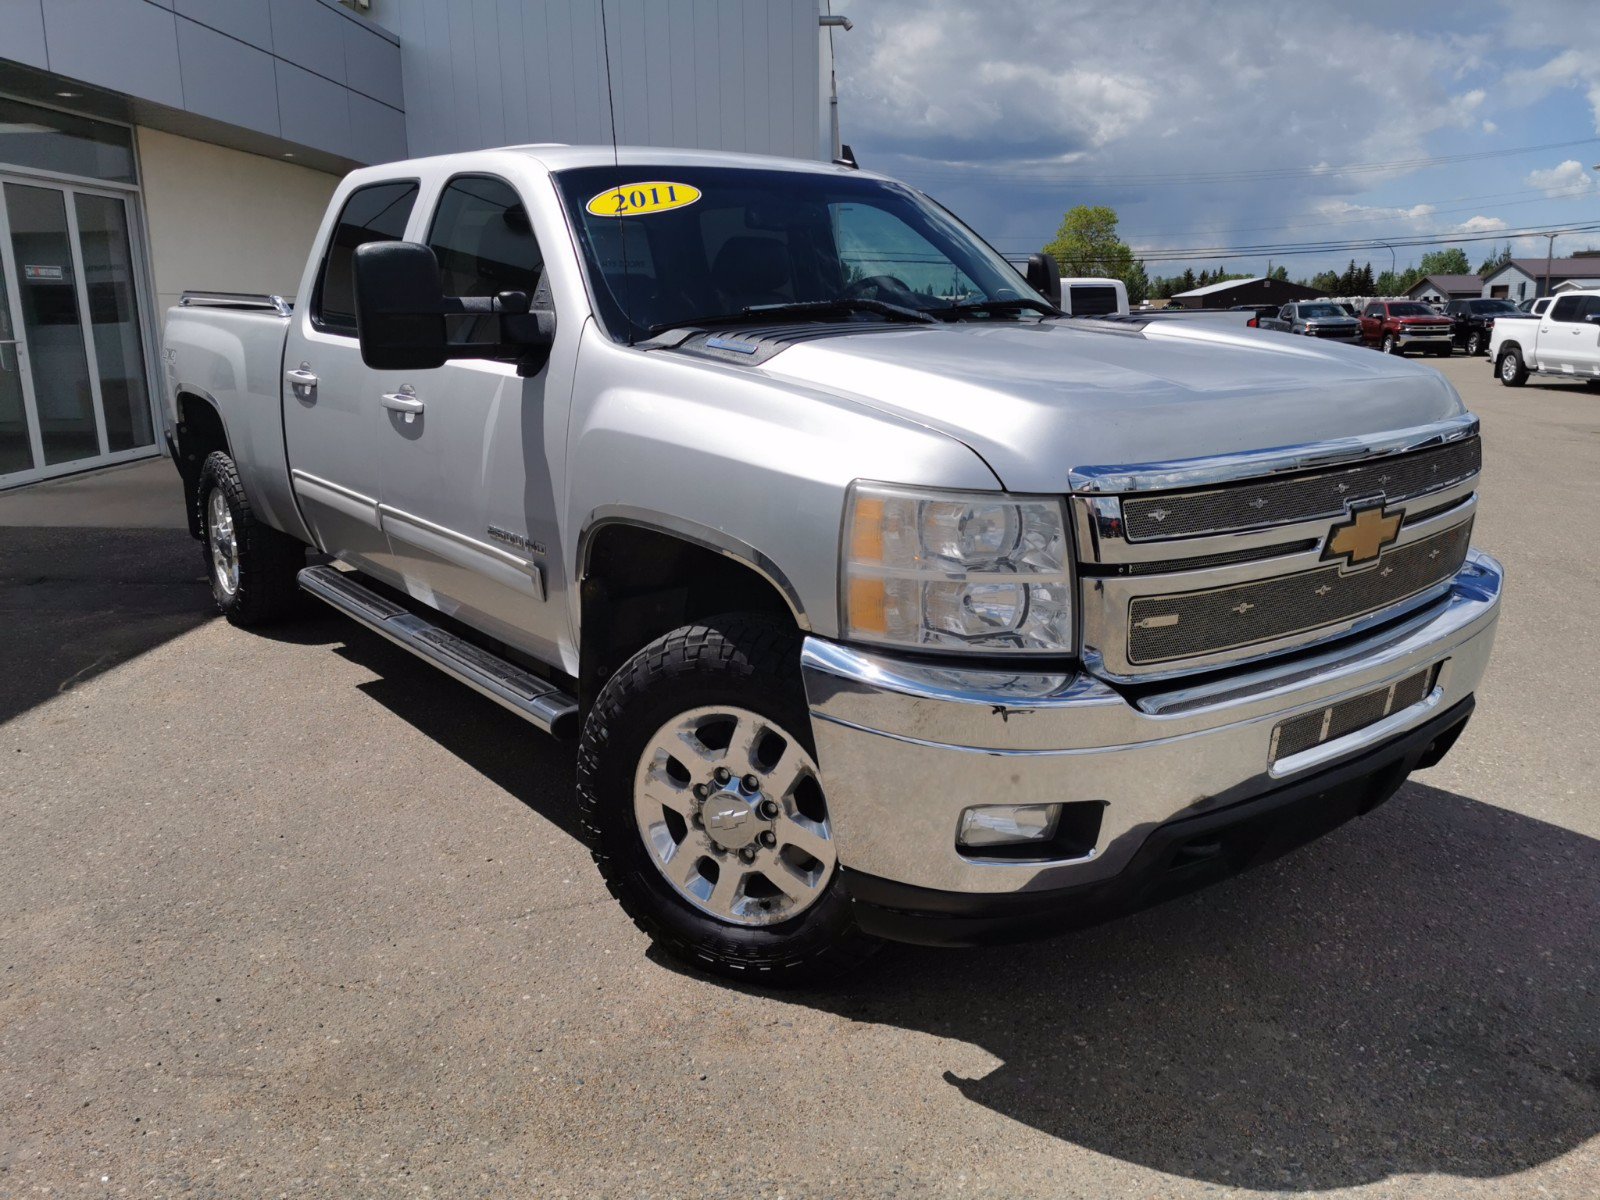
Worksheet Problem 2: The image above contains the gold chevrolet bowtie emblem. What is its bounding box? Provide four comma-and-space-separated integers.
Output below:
1323, 503, 1403, 568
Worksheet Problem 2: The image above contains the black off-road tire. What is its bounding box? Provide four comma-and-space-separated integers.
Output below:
576, 614, 881, 985
1585, 378, 1600, 389
1497, 347, 1528, 387
196, 451, 305, 627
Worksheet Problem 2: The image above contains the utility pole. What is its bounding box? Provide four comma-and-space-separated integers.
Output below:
1543, 232, 1558, 298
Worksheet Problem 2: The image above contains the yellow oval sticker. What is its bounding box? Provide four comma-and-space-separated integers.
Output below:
585, 181, 702, 218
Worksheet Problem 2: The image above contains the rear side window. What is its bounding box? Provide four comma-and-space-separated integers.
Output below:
312, 180, 419, 333
1550, 296, 1581, 322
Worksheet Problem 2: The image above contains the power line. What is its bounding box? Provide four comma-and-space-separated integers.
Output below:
990, 184, 1596, 246
1007, 219, 1600, 267
900, 135, 1600, 188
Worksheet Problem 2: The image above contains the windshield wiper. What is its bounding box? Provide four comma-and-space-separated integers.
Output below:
648, 297, 936, 336
938, 297, 1061, 319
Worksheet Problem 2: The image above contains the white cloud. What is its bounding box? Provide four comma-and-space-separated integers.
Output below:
1457, 215, 1508, 233
1524, 159, 1596, 198
1481, 120, 1498, 133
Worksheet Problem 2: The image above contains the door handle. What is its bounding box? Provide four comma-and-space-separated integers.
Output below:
286, 364, 318, 398
381, 387, 424, 423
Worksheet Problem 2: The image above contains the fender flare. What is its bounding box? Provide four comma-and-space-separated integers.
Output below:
576, 506, 812, 631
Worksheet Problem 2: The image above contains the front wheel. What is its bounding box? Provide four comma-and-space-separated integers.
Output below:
1382, 333, 1401, 355
576, 615, 880, 985
1497, 348, 1528, 387
196, 451, 305, 626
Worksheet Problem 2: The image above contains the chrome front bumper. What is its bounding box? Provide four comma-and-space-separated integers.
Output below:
801, 550, 1502, 897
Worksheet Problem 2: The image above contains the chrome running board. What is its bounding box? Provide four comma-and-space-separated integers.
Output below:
298, 564, 578, 737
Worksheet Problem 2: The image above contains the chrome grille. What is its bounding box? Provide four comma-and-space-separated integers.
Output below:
1271, 667, 1436, 762
1127, 519, 1471, 665
1121, 437, 1481, 541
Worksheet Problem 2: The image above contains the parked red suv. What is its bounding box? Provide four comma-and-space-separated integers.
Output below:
1359, 300, 1455, 357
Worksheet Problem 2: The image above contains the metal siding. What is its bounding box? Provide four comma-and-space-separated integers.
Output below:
343, 14, 403, 108
40, 0, 184, 109
275, 57, 351, 159
269, 0, 347, 85
367, 0, 822, 159
347, 89, 406, 164
0, 0, 50, 68
176, 16, 281, 138
174, 0, 273, 51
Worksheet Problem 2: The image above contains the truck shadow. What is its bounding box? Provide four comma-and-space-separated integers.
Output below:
278, 614, 584, 839
269, 622, 1599, 1190
777, 781, 1600, 1190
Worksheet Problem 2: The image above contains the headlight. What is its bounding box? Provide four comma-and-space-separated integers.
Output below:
842, 481, 1074, 654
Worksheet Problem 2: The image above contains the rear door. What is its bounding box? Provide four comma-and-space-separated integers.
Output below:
1536, 295, 1591, 373
1562, 295, 1600, 377
282, 179, 419, 572
375, 172, 573, 661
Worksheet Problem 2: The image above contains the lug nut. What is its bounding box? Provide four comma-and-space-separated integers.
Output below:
693, 783, 708, 800
713, 767, 731, 785
739, 847, 757, 863
742, 774, 761, 793
758, 799, 780, 820
690, 813, 703, 828
759, 830, 777, 848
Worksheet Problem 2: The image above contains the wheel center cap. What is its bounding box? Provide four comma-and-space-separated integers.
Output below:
703, 791, 757, 851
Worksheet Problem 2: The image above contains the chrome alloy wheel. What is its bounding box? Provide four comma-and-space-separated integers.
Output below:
206, 488, 240, 597
633, 705, 836, 927
1500, 353, 1520, 382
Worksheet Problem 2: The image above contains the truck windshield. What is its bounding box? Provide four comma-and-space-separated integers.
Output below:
1471, 300, 1519, 314
552, 165, 1049, 342
1387, 303, 1436, 317
1299, 304, 1344, 318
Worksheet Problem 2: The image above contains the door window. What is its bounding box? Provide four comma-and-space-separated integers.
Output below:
4, 182, 97, 466
426, 175, 543, 343
74, 193, 151, 452
311, 181, 419, 334
1549, 296, 1581, 323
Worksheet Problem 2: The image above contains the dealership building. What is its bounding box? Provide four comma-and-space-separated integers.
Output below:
0, 0, 840, 489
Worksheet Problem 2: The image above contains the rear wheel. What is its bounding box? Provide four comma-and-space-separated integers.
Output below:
197, 451, 305, 626
1465, 331, 1483, 356
1497, 348, 1528, 387
576, 614, 880, 985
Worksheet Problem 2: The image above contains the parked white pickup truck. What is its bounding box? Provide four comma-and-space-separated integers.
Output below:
163, 145, 1502, 983
1489, 289, 1600, 386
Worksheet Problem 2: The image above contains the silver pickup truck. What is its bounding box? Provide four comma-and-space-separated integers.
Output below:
163, 146, 1502, 983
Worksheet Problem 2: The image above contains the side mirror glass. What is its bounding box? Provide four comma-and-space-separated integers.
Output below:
353, 241, 447, 371
1025, 252, 1063, 309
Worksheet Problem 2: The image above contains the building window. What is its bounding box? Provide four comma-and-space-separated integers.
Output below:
1518, 281, 1526, 298
0, 97, 134, 183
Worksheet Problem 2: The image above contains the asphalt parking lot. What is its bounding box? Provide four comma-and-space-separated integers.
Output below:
1, 355, 1597, 1198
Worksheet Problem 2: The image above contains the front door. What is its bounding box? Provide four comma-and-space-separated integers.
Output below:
376, 173, 568, 660
0, 177, 156, 487
281, 179, 419, 572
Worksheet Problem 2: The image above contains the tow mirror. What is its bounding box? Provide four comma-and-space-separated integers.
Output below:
354, 241, 448, 371
1026, 252, 1063, 309
353, 242, 557, 376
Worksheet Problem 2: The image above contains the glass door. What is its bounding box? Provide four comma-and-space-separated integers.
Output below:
0, 174, 156, 488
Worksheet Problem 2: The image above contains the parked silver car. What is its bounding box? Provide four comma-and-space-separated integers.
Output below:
1257, 301, 1363, 341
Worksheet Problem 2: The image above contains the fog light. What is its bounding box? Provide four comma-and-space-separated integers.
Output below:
957, 803, 1062, 849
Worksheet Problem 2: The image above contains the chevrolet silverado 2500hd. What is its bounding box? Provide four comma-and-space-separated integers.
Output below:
163, 146, 1502, 983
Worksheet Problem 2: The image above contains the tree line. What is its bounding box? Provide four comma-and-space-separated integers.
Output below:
1043, 205, 1527, 303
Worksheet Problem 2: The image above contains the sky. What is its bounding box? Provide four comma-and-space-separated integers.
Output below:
831, 0, 1600, 281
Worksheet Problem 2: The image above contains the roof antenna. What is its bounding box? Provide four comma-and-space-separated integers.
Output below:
598, 0, 633, 344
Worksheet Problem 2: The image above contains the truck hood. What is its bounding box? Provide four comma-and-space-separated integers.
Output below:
755, 319, 1465, 492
